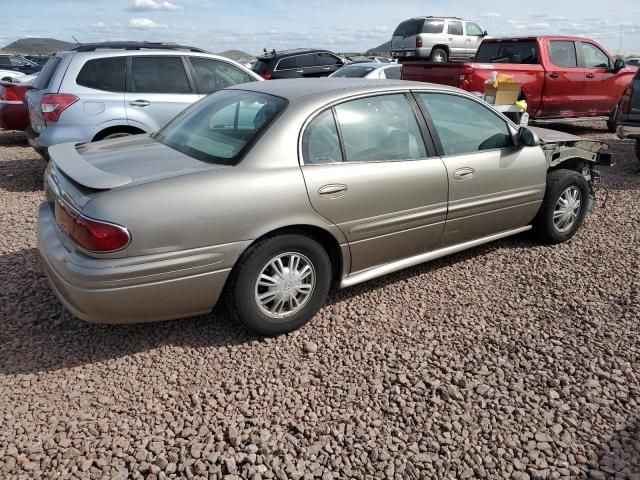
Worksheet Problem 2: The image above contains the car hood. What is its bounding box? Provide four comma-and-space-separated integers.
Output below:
50, 134, 225, 191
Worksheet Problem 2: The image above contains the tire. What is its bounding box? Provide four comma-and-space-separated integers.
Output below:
430, 48, 448, 63
607, 102, 620, 133
228, 234, 332, 336
533, 169, 590, 244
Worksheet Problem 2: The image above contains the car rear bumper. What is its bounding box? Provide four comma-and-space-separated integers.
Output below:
391, 47, 432, 59
617, 122, 640, 140
27, 123, 99, 151
37, 202, 245, 324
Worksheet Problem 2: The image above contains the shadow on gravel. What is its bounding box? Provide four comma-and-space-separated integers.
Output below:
0, 158, 46, 192
0, 131, 28, 146
585, 418, 640, 478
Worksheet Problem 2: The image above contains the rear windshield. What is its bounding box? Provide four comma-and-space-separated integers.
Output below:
331, 65, 377, 77
155, 90, 287, 165
393, 19, 425, 36
33, 56, 62, 90
475, 41, 539, 64
251, 58, 272, 74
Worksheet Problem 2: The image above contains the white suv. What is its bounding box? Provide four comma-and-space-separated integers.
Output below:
25, 42, 262, 158
391, 17, 488, 62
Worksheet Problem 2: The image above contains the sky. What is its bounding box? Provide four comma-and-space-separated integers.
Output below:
1, 0, 639, 56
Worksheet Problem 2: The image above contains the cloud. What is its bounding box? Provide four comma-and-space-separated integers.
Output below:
129, 0, 180, 11
482, 12, 501, 18
374, 25, 388, 33
128, 18, 168, 29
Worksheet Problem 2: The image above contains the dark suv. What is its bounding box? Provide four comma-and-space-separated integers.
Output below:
0, 55, 42, 75
251, 48, 345, 79
616, 68, 640, 162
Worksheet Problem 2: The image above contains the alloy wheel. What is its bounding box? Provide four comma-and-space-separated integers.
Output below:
553, 186, 582, 233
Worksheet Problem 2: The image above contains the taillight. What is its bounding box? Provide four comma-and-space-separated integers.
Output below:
260, 73, 272, 80
1, 85, 23, 102
41, 93, 78, 122
55, 200, 130, 252
416, 37, 423, 48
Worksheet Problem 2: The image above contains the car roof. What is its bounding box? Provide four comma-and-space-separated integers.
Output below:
229, 78, 458, 101
257, 48, 330, 59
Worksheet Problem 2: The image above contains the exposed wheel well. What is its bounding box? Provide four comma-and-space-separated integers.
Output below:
548, 158, 590, 175
92, 126, 146, 142
431, 45, 450, 55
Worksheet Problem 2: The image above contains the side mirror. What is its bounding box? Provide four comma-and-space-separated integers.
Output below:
483, 30, 488, 36
518, 127, 539, 147
614, 58, 626, 71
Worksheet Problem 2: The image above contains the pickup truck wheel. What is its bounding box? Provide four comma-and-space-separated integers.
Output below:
607, 103, 620, 133
430, 48, 448, 63
533, 169, 590, 244
228, 234, 332, 336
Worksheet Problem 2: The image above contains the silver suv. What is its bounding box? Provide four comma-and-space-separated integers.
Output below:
391, 17, 488, 62
25, 42, 261, 158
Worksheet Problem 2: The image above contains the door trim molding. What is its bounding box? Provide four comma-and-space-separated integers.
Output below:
340, 225, 531, 288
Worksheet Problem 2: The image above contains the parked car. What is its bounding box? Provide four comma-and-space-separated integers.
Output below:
615, 67, 640, 162
626, 58, 640, 67
37, 78, 610, 335
251, 48, 345, 79
25, 41, 261, 158
329, 62, 401, 79
24, 55, 51, 66
0, 70, 26, 82
0, 74, 38, 131
0, 54, 42, 75
391, 16, 488, 62
401, 36, 637, 131
348, 56, 394, 64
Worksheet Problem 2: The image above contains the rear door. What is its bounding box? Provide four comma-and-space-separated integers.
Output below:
540, 40, 587, 117
125, 56, 200, 132
300, 93, 448, 273
294, 54, 321, 78
415, 91, 546, 246
577, 41, 617, 115
446, 20, 466, 60
314, 52, 344, 77
464, 22, 485, 58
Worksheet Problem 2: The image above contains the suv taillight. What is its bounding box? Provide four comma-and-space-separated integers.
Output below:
41, 93, 78, 122
260, 73, 272, 80
416, 37, 423, 48
55, 200, 130, 252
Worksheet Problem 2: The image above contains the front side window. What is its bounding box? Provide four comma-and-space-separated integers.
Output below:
417, 93, 513, 156
316, 53, 342, 66
447, 21, 463, 36
302, 110, 342, 164
76, 57, 126, 92
549, 41, 578, 68
334, 94, 427, 162
131, 56, 191, 94
466, 23, 484, 36
580, 42, 611, 69
190, 57, 253, 94
156, 90, 286, 164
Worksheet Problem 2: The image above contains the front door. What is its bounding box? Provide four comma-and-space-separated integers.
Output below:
299, 93, 448, 274
415, 92, 547, 246
578, 41, 617, 115
125, 56, 200, 132
464, 22, 485, 59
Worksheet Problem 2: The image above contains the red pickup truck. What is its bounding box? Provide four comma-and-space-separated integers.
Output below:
401, 36, 637, 130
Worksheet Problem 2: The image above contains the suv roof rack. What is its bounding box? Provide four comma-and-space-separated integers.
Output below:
71, 41, 209, 53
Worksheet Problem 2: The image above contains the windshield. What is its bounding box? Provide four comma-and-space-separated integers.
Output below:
155, 90, 287, 165
332, 65, 377, 77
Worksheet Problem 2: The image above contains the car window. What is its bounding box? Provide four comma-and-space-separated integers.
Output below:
316, 53, 342, 66
296, 54, 316, 68
76, 57, 126, 92
252, 57, 272, 74
131, 56, 191, 94
466, 23, 484, 36
156, 90, 286, 165
418, 93, 514, 156
384, 66, 402, 80
10, 56, 32, 67
276, 56, 296, 70
334, 94, 427, 162
33, 57, 61, 90
423, 19, 444, 34
475, 41, 539, 64
331, 65, 375, 77
549, 41, 578, 68
190, 57, 253, 94
302, 110, 342, 164
0, 57, 10, 67
580, 42, 611, 69
447, 21, 463, 36
394, 18, 425, 36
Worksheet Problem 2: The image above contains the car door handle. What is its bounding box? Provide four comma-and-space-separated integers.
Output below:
323, 67, 331, 70
318, 184, 348, 198
453, 167, 476, 180
586, 73, 596, 79
296, 70, 304, 74
129, 100, 150, 107
549, 72, 559, 79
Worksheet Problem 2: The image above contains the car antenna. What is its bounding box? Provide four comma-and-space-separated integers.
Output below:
72, 35, 83, 46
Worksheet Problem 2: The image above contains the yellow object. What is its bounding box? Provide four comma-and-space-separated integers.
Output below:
486, 73, 515, 89
484, 83, 521, 105
515, 100, 528, 112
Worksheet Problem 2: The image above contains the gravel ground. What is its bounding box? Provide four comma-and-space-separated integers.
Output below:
0, 123, 639, 480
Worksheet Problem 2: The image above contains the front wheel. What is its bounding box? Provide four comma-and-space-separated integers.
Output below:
533, 169, 590, 244
228, 234, 332, 336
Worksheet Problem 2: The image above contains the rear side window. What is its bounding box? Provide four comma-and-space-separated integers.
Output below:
296, 55, 316, 68
302, 110, 342, 164
475, 41, 539, 64
276, 57, 296, 70
423, 19, 444, 34
190, 57, 253, 94
131, 56, 191, 94
76, 57, 126, 92
549, 41, 578, 68
33, 56, 62, 90
447, 21, 463, 36
394, 19, 425, 36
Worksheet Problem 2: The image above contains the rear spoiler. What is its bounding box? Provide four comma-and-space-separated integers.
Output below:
48, 143, 132, 190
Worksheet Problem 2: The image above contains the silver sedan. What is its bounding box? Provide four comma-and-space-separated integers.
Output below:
37, 79, 607, 334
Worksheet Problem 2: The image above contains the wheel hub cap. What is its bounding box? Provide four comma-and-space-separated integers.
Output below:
553, 186, 582, 233
255, 253, 316, 319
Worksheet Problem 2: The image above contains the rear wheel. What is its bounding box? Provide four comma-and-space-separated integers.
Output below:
533, 169, 590, 244
228, 234, 332, 336
430, 48, 448, 63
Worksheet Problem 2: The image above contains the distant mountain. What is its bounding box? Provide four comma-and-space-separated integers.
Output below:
366, 40, 392, 56
216, 49, 255, 63
1, 37, 75, 54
